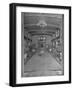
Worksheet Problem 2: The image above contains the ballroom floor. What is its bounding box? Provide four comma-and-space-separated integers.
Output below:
24, 51, 63, 77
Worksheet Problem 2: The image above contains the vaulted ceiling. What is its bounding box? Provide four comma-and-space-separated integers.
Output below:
23, 13, 63, 36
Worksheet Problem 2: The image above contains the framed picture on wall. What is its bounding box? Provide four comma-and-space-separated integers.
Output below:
9, 3, 71, 87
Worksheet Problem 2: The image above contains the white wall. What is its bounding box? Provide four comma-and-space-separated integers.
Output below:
0, 0, 73, 90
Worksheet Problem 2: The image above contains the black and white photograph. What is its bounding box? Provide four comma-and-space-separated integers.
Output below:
10, 3, 71, 87
21, 12, 64, 77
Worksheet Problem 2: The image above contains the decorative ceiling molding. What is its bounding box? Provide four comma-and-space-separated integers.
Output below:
24, 25, 59, 31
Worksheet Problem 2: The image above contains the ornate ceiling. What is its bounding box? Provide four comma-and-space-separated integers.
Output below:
23, 13, 63, 36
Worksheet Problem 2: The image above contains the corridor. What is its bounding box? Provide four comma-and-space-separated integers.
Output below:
21, 12, 64, 77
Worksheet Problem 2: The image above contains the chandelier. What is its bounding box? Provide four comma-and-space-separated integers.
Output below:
37, 19, 47, 27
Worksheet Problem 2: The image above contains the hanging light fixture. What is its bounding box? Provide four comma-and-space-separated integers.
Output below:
37, 19, 47, 27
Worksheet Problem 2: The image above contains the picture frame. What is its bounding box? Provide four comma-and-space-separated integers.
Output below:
9, 3, 71, 87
